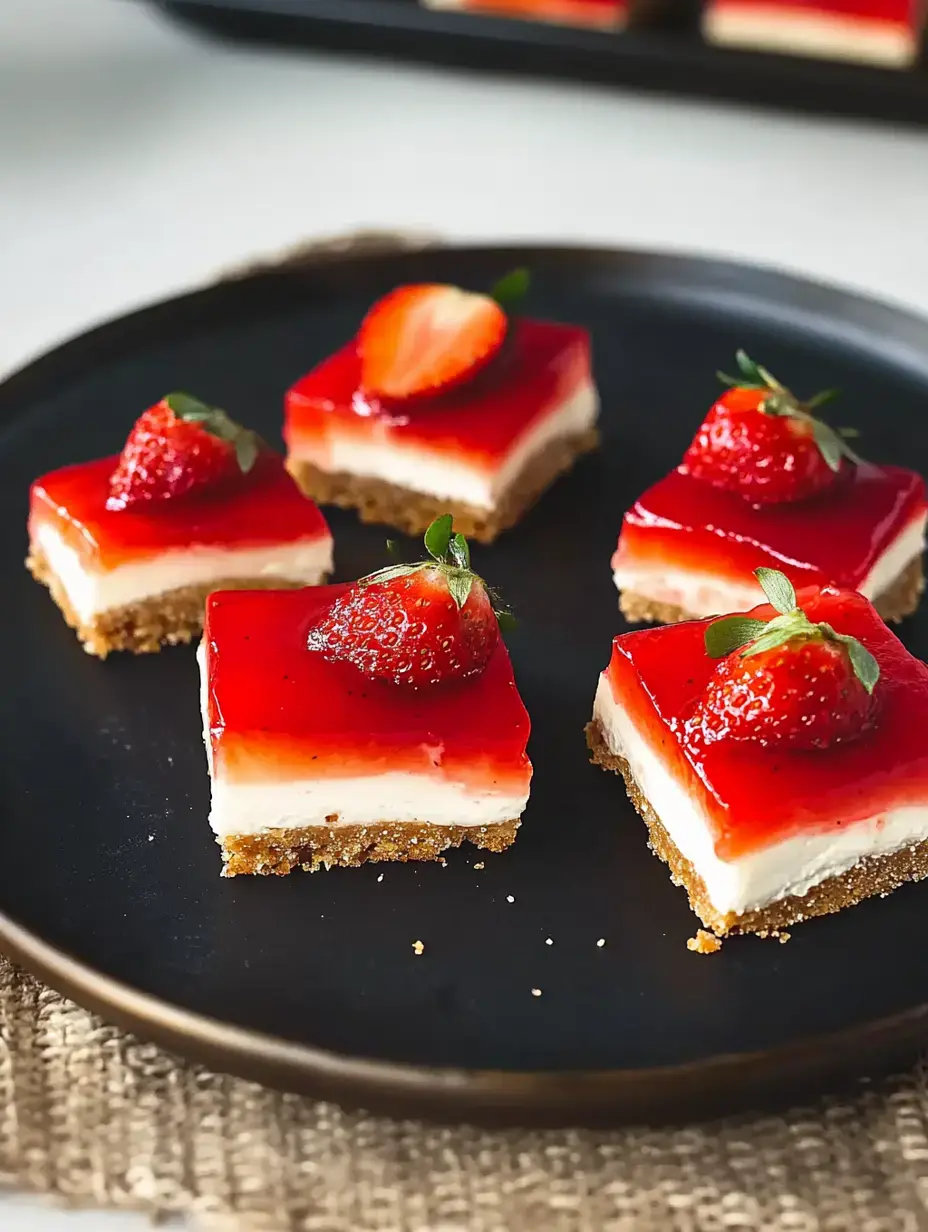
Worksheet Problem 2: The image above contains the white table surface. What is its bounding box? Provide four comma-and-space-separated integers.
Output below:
2, 0, 928, 1225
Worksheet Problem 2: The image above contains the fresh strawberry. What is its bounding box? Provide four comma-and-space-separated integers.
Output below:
680, 350, 860, 505
106, 392, 259, 511
693, 568, 879, 750
308, 516, 513, 687
358, 269, 528, 402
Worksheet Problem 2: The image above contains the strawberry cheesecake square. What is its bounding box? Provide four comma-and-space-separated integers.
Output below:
284, 272, 600, 543
422, 0, 627, 29
613, 351, 926, 626
28, 393, 333, 657
588, 567, 928, 939
200, 516, 532, 875
703, 0, 924, 67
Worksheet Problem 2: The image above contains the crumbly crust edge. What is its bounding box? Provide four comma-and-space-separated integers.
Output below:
26, 545, 325, 658
585, 718, 928, 937
286, 427, 600, 544
218, 817, 522, 876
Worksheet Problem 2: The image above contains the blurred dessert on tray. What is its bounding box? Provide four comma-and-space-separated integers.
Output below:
703, 0, 925, 65
422, 0, 627, 29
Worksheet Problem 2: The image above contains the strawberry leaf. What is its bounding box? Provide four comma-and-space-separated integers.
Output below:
496, 609, 518, 634
165, 392, 259, 475
739, 613, 811, 659
761, 391, 796, 417
446, 570, 474, 610
360, 563, 423, 587
164, 391, 214, 419
736, 349, 765, 385
807, 388, 839, 410
832, 632, 880, 695
424, 515, 454, 562
814, 417, 862, 471
490, 267, 530, 312
234, 432, 258, 474
755, 363, 783, 392
727, 350, 782, 392
716, 370, 744, 388
811, 419, 844, 473
704, 616, 767, 659
755, 568, 797, 615
449, 532, 470, 570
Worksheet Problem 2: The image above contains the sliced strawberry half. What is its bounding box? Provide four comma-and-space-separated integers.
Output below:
358, 283, 509, 402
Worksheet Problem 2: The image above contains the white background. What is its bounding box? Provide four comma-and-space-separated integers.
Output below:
2, 0, 928, 1225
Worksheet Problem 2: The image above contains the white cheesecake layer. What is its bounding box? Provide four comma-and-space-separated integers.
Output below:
207, 774, 528, 838
197, 647, 528, 837
291, 380, 599, 510
593, 674, 928, 917
613, 510, 926, 620
705, 6, 918, 67
33, 521, 334, 625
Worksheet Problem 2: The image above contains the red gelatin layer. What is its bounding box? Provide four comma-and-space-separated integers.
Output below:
614, 463, 926, 592
203, 586, 532, 791
604, 587, 928, 861
285, 319, 591, 474
708, 0, 915, 24
428, 0, 627, 27
29, 452, 331, 572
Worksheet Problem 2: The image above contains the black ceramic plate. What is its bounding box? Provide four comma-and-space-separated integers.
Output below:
5, 245, 928, 1128
160, 0, 928, 127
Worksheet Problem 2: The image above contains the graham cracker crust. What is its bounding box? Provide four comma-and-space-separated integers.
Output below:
619, 590, 697, 626
220, 817, 521, 876
27, 546, 323, 659
873, 555, 926, 622
618, 554, 925, 627
286, 428, 600, 544
585, 719, 928, 937
686, 930, 722, 955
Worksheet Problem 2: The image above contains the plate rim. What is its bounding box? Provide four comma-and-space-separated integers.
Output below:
6, 241, 928, 1126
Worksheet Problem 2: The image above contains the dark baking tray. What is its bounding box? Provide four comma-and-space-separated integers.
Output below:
159, 0, 928, 125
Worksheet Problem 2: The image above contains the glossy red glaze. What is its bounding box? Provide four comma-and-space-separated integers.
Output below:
284, 318, 590, 473
614, 462, 925, 592
709, 0, 914, 24
29, 452, 330, 571
203, 586, 532, 790
449, 0, 626, 24
604, 587, 928, 860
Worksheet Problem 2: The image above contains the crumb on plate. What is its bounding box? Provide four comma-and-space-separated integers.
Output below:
687, 929, 722, 955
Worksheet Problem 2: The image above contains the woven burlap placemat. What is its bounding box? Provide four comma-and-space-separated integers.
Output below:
1, 952, 928, 1230
5, 233, 928, 1230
